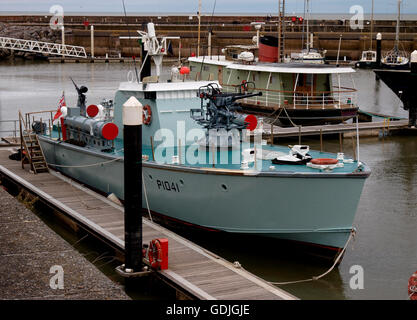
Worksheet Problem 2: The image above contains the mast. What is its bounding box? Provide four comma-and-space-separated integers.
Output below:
197, 0, 202, 57
306, 0, 310, 52
395, 0, 401, 50
370, 0, 374, 50
278, 0, 286, 62
301, 0, 306, 51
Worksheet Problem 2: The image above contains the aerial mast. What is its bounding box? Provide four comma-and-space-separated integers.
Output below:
197, 0, 202, 57
395, 0, 401, 51
370, 0, 374, 50
306, 0, 310, 52
278, 0, 286, 62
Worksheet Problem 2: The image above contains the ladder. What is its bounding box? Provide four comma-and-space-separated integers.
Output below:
0, 37, 87, 58
19, 112, 48, 174
278, 0, 286, 63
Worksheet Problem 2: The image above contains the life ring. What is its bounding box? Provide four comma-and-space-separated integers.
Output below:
311, 158, 339, 165
409, 271, 417, 300
143, 104, 152, 125
148, 239, 162, 269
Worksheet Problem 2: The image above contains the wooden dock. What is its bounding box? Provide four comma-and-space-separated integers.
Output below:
0, 149, 296, 300
260, 119, 411, 139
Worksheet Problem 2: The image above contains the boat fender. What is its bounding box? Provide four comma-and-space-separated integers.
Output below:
143, 104, 152, 125
311, 158, 339, 165
148, 238, 168, 270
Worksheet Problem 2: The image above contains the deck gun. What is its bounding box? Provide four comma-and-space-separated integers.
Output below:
70, 77, 88, 117
190, 83, 262, 131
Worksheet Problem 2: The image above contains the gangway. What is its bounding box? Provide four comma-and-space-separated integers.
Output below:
0, 36, 87, 58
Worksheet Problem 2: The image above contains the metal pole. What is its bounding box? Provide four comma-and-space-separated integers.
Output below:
306, 0, 310, 52
197, 0, 202, 57
356, 115, 360, 164
61, 26, 65, 46
91, 25, 95, 58
395, 0, 401, 49
370, 0, 374, 50
339, 132, 343, 152
123, 96, 143, 273
320, 128, 323, 152
208, 30, 212, 57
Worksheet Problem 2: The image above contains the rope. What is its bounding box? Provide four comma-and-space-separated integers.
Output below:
268, 229, 356, 286
142, 173, 153, 222
47, 157, 122, 168
282, 107, 299, 127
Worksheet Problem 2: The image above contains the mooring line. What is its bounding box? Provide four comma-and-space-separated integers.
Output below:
268, 230, 356, 286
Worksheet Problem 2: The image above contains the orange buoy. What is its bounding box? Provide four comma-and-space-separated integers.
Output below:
311, 158, 339, 165
179, 66, 190, 75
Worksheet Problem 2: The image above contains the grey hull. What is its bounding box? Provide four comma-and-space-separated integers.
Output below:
39, 136, 368, 249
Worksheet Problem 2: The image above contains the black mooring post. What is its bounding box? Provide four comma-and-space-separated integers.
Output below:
375, 33, 382, 81
123, 97, 143, 272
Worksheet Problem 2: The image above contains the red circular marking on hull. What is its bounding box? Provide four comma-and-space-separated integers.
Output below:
102, 123, 118, 140
86, 104, 99, 118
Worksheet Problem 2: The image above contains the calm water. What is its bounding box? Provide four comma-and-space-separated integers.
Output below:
0, 60, 416, 300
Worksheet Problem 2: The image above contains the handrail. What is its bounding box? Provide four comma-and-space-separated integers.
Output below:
24, 109, 56, 136
0, 119, 19, 138
221, 83, 357, 95
222, 85, 357, 110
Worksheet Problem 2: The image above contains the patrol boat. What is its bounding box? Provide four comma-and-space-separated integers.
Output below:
35, 24, 370, 253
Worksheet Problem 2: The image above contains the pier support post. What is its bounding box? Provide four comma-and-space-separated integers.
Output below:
320, 128, 323, 152
123, 97, 143, 273
61, 26, 65, 46
90, 25, 95, 58
375, 33, 382, 81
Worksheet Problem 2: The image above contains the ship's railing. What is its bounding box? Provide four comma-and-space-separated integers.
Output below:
20, 110, 57, 136
0, 119, 19, 138
221, 85, 358, 109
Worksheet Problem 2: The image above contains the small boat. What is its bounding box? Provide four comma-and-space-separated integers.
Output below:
271, 145, 312, 165
290, 48, 326, 65
188, 53, 359, 126
356, 50, 378, 69
289, 0, 326, 65
374, 50, 417, 127
381, 0, 409, 70
356, 0, 378, 69
29, 23, 370, 255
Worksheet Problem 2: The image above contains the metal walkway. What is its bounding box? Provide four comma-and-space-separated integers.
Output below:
0, 149, 296, 300
0, 36, 87, 58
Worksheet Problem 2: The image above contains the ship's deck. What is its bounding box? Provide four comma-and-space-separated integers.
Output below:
45, 130, 368, 176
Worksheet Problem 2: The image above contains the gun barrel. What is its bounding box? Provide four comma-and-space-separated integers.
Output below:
70, 77, 79, 90
232, 92, 263, 102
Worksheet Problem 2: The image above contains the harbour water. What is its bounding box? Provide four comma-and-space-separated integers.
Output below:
0, 60, 416, 300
